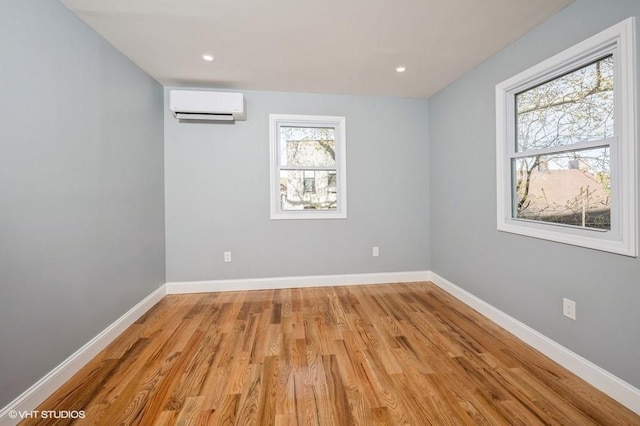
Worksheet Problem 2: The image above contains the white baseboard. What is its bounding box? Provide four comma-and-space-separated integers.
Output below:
0, 285, 167, 426
166, 270, 431, 294
429, 271, 640, 416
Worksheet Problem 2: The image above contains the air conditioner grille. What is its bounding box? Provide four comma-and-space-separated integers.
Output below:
174, 112, 234, 121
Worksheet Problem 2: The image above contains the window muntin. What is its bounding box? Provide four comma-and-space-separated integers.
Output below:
270, 115, 346, 219
496, 18, 636, 256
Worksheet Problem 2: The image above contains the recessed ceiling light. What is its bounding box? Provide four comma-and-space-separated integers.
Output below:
396, 66, 406, 73
202, 54, 214, 62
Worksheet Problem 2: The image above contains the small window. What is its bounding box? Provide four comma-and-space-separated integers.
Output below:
269, 114, 347, 219
327, 172, 337, 194
496, 18, 637, 256
303, 171, 316, 194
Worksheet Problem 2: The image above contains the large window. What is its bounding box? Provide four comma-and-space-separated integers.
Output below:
496, 18, 637, 256
269, 114, 347, 219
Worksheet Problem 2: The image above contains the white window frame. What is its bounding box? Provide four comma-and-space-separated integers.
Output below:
496, 17, 637, 257
269, 114, 347, 220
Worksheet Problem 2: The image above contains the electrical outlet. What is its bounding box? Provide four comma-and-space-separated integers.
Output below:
563, 298, 576, 320
372, 246, 379, 257
224, 251, 232, 263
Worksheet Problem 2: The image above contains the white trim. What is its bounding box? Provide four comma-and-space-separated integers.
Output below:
0, 285, 167, 425
617, 17, 639, 258
166, 271, 430, 294
429, 271, 640, 416
495, 17, 637, 257
511, 137, 614, 159
269, 114, 347, 220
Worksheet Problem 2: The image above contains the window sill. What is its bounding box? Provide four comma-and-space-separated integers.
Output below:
497, 218, 636, 257
271, 211, 347, 220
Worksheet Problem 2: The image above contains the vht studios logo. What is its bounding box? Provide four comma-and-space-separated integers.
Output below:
8, 410, 85, 420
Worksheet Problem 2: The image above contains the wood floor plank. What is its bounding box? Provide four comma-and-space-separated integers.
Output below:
256, 356, 278, 424
292, 370, 320, 426
208, 393, 239, 425
235, 364, 261, 425
135, 329, 204, 424
274, 361, 296, 423
24, 282, 640, 425
321, 354, 354, 425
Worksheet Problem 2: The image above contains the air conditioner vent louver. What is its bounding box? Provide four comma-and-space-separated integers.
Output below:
174, 112, 234, 121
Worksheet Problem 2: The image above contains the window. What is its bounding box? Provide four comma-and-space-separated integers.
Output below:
496, 18, 637, 256
269, 114, 347, 219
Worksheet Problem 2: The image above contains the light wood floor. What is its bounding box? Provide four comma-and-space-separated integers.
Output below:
24, 282, 639, 425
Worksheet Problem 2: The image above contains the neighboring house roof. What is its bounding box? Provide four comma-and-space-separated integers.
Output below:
518, 168, 609, 216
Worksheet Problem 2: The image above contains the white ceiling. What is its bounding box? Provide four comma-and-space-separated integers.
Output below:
60, 0, 573, 98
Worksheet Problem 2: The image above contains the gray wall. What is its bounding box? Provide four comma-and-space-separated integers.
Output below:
165, 88, 430, 281
0, 0, 165, 407
429, 0, 640, 388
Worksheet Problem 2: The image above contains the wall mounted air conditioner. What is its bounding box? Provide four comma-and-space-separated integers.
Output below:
169, 90, 246, 121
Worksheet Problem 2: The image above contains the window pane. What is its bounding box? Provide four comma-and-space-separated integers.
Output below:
516, 56, 614, 152
513, 147, 610, 229
280, 126, 336, 167
279, 170, 338, 211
